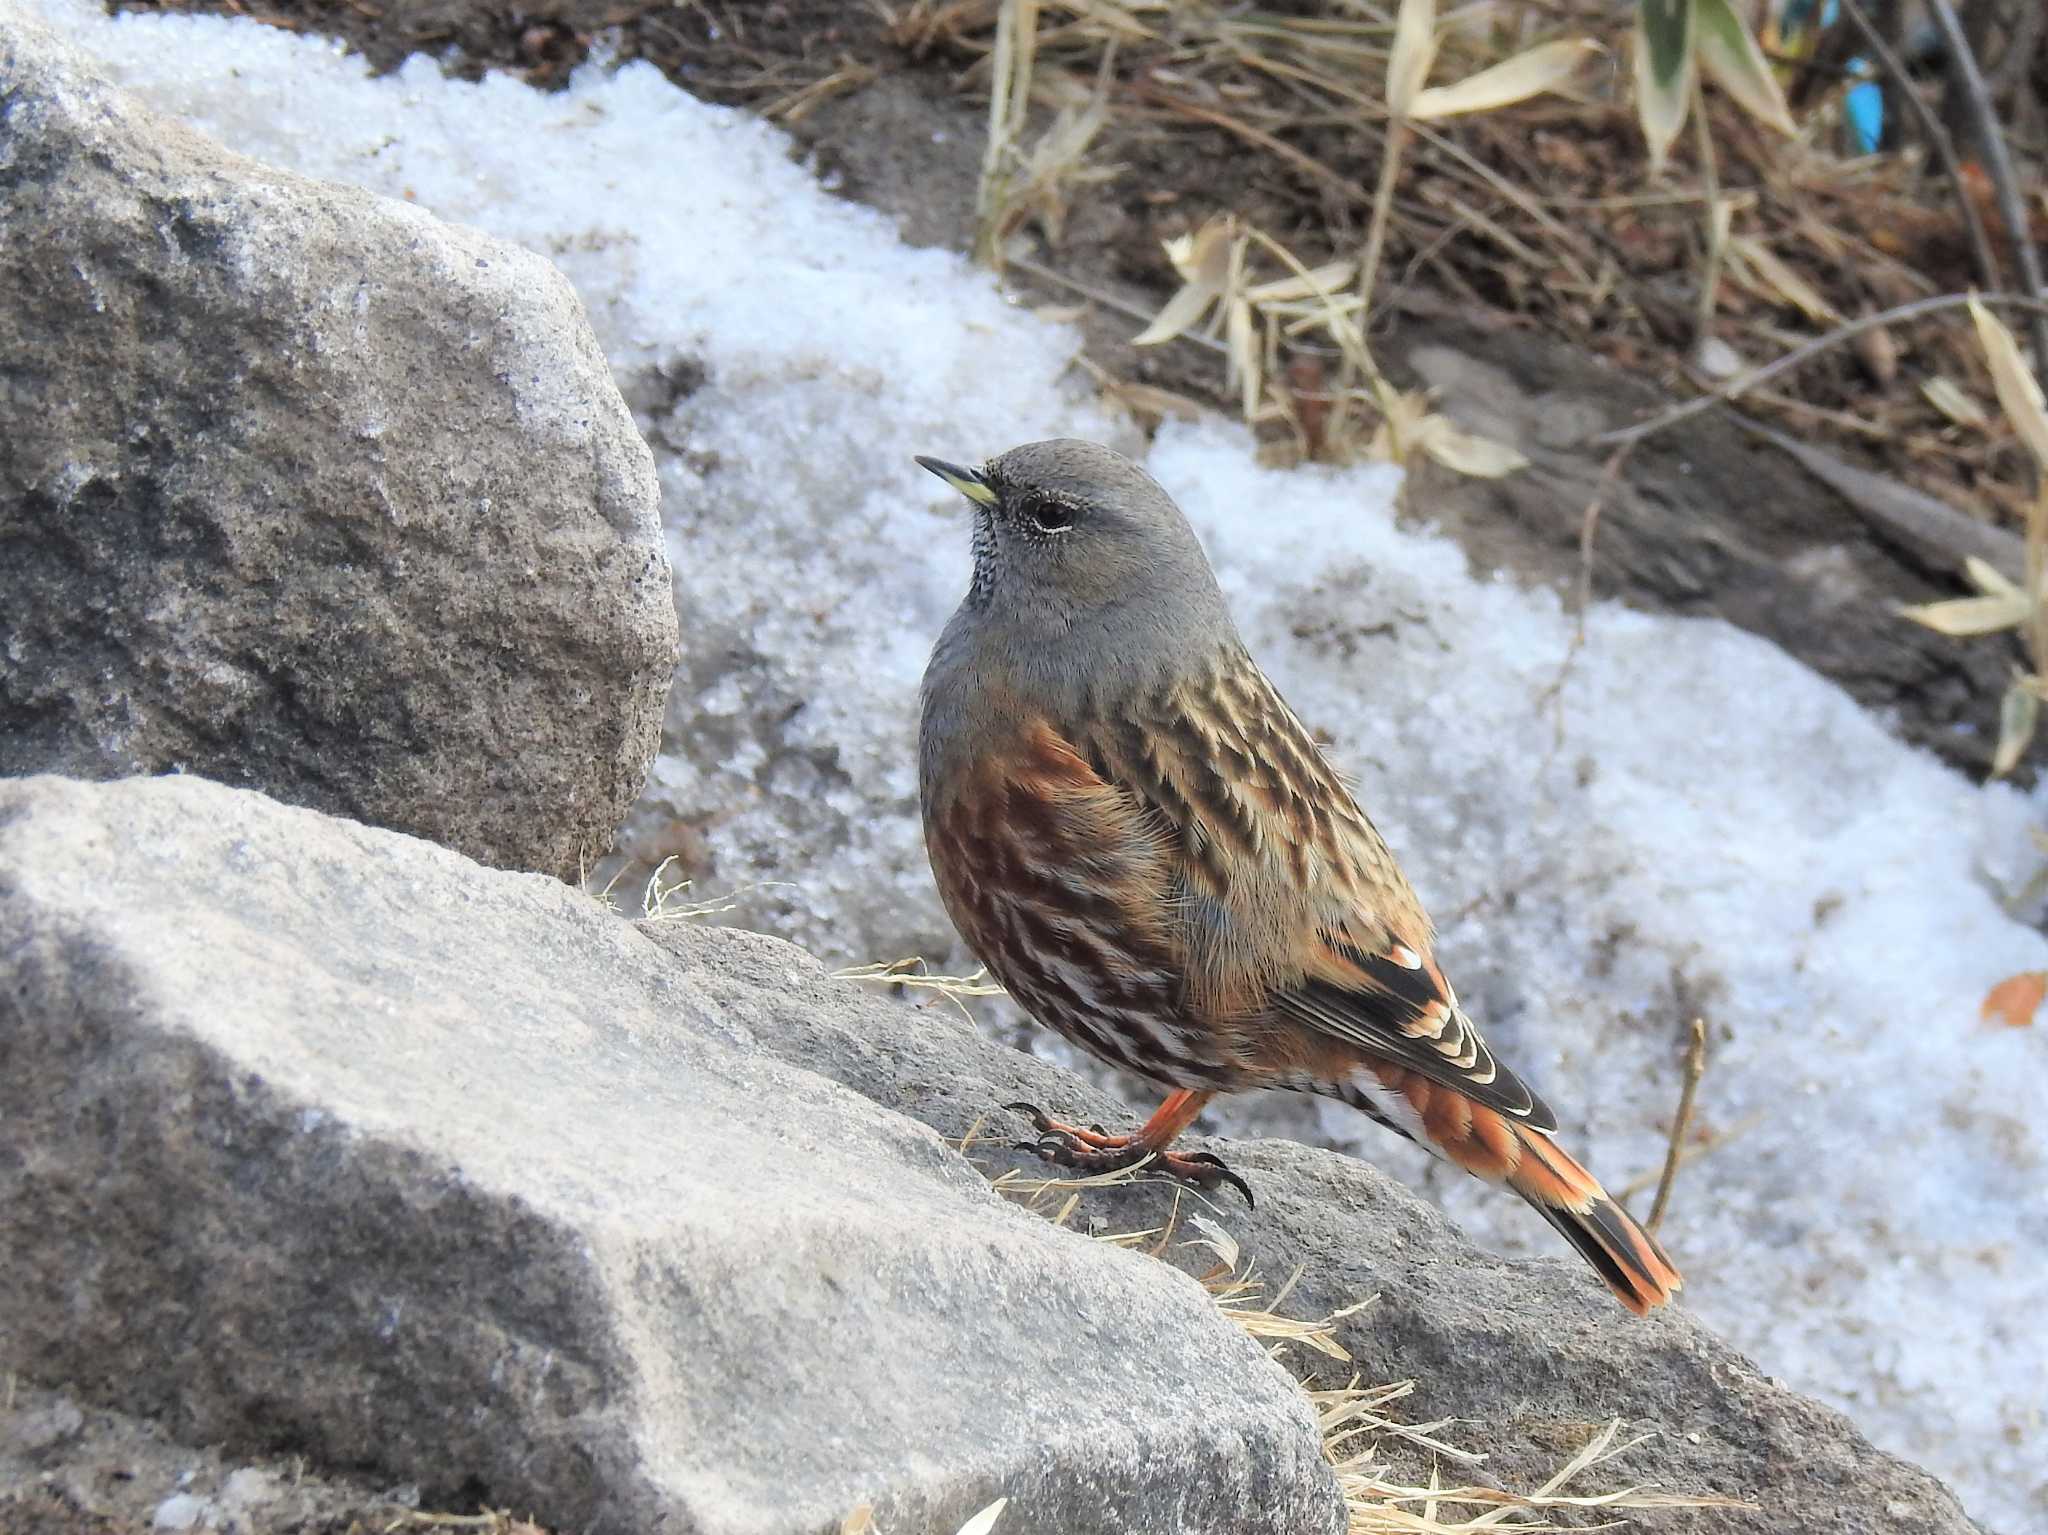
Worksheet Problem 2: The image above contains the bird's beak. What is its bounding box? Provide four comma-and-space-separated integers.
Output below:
914, 454, 998, 508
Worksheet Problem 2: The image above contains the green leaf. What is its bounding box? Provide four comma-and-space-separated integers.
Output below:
1633, 0, 1695, 174
1695, 0, 1797, 135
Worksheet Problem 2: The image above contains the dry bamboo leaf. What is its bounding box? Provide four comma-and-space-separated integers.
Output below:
953, 1498, 1008, 1535
1964, 556, 2020, 597
1245, 260, 1357, 303
1134, 218, 1235, 346
1981, 970, 2047, 1027
1968, 295, 2048, 472
1184, 1213, 1241, 1270
1898, 591, 2032, 637
1994, 677, 2040, 776
1417, 416, 1531, 477
1633, 0, 1695, 175
1727, 233, 1838, 324
1695, 0, 1796, 135
1410, 38, 1600, 120
1386, 0, 1439, 120
1227, 295, 1259, 420
1367, 386, 1434, 463
840, 1507, 877, 1535
1923, 376, 1991, 429
1854, 324, 1899, 386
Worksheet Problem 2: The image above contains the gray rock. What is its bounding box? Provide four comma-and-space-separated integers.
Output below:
642, 922, 1988, 1535
0, 774, 1342, 1535
0, 17, 677, 879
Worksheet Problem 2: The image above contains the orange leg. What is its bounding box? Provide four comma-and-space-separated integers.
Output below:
1006, 1090, 1252, 1205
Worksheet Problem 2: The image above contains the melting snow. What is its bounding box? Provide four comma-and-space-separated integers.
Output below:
29, 2, 2048, 1524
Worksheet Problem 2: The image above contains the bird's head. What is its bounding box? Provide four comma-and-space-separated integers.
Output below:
915, 439, 1226, 637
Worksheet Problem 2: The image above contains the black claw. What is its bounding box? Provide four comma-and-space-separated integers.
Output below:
1004, 1101, 1052, 1131
1181, 1151, 1256, 1208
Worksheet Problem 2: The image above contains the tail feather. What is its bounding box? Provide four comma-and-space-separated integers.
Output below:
1341, 1063, 1683, 1314
1511, 1127, 1683, 1315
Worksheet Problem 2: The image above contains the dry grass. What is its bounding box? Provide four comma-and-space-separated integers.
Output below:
969, 1107, 1743, 1530
834, 956, 1007, 1025
904, 0, 2046, 524
985, 1164, 1750, 1533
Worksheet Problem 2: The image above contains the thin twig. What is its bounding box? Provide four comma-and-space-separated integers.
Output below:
1647, 1018, 1708, 1235
1592, 290, 2048, 446
1688, 72, 1724, 349
1535, 443, 1632, 752
1358, 114, 1407, 326
1925, 0, 2048, 374
1837, 0, 2001, 295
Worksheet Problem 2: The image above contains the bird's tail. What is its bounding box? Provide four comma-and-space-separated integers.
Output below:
1507, 1125, 1683, 1315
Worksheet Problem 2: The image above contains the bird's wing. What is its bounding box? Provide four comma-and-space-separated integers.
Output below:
1274, 935, 1557, 1131
1078, 648, 1557, 1131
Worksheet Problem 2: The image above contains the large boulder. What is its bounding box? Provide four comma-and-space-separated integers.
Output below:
0, 774, 1343, 1535
640, 930, 1987, 1535
0, 16, 677, 879
0, 773, 1985, 1535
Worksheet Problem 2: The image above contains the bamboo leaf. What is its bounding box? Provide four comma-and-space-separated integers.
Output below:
954, 1499, 1009, 1535
1898, 592, 2032, 637
1922, 375, 1991, 429
1994, 678, 2040, 776
1227, 296, 1259, 421
1968, 295, 2048, 472
1726, 233, 1837, 324
1964, 555, 2020, 597
1410, 39, 1600, 119
1133, 219, 1234, 346
1633, 0, 1696, 174
1416, 416, 1531, 477
1694, 0, 1797, 135
1386, 0, 1439, 120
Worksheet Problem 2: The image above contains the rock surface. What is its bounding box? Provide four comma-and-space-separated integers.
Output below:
0, 16, 676, 879
0, 774, 1342, 1535
643, 922, 1989, 1535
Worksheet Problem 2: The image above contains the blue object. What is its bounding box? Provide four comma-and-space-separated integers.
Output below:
1844, 72, 1884, 152
1776, 0, 1885, 153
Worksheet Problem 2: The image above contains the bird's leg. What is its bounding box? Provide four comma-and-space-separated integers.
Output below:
1005, 1089, 1253, 1206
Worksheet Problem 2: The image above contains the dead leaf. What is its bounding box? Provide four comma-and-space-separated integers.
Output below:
1897, 591, 2032, 637
1411, 39, 1600, 120
1994, 677, 2041, 776
1416, 415, 1530, 477
954, 1498, 1009, 1535
1134, 217, 1236, 346
1969, 295, 2048, 471
1184, 1213, 1241, 1270
1387, 0, 1440, 120
1922, 376, 1990, 430
1980, 970, 2047, 1028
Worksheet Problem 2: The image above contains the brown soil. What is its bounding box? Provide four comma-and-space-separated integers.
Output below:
110, 0, 2035, 776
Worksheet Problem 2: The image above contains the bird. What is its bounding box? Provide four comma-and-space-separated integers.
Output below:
914, 438, 1682, 1315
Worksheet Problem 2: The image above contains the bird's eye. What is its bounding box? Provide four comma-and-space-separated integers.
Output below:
1028, 498, 1076, 533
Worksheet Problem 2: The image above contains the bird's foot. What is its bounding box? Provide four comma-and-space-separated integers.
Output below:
1004, 1101, 1254, 1207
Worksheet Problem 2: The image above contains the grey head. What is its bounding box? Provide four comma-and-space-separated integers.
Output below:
915, 440, 1239, 718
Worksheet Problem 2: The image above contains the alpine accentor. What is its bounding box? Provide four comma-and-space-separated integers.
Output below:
915, 439, 1681, 1314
